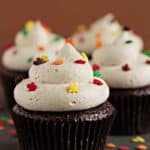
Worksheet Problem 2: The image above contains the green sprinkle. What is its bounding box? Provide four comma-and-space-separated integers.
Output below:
27, 57, 34, 64
93, 70, 101, 77
143, 51, 150, 57
54, 35, 62, 42
0, 116, 9, 123
21, 28, 28, 36
125, 40, 133, 44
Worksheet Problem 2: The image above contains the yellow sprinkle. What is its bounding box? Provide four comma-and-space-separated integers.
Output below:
131, 136, 145, 143
136, 136, 145, 143
41, 55, 49, 62
68, 83, 79, 93
76, 24, 87, 32
112, 30, 121, 36
81, 52, 88, 61
132, 138, 138, 143
25, 20, 35, 30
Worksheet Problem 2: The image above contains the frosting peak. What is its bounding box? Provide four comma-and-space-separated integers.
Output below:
72, 13, 122, 55
91, 13, 118, 29
29, 43, 93, 84
14, 43, 109, 111
15, 21, 51, 48
90, 13, 122, 45
2, 20, 65, 71
57, 43, 83, 61
92, 30, 144, 66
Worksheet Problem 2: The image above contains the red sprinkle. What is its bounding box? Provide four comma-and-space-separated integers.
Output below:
92, 64, 100, 71
74, 59, 86, 64
0, 121, 5, 126
93, 79, 103, 86
118, 146, 129, 150
145, 60, 150, 64
3, 43, 14, 50
8, 129, 17, 136
27, 82, 37, 92
122, 64, 131, 71
0, 121, 5, 130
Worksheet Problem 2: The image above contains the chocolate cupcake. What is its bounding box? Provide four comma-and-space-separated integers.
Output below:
72, 13, 122, 59
1, 20, 65, 109
13, 43, 116, 150
92, 27, 150, 135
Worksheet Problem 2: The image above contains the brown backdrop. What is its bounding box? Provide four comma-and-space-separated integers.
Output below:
0, 0, 150, 50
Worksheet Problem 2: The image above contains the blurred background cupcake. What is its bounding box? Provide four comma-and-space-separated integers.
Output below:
72, 13, 122, 59
1, 20, 65, 109
13, 42, 116, 150
92, 26, 150, 135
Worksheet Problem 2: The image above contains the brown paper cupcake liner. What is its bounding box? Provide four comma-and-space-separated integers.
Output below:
13, 102, 116, 150
0, 69, 28, 109
109, 87, 150, 135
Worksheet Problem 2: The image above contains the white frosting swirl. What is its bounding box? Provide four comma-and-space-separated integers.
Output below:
93, 31, 144, 66
72, 13, 122, 55
14, 43, 109, 111
2, 21, 65, 71
92, 30, 150, 89
90, 13, 122, 45
72, 31, 98, 55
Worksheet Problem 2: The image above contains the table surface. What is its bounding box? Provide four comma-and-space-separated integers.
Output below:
0, 88, 150, 150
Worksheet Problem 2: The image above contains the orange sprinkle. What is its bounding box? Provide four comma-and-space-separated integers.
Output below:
40, 21, 52, 32
0, 126, 5, 131
53, 59, 64, 65
7, 119, 14, 126
96, 38, 103, 48
38, 46, 45, 51
136, 144, 148, 150
66, 37, 74, 45
105, 143, 116, 149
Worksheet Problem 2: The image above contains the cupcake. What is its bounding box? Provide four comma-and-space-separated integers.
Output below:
72, 13, 122, 58
1, 20, 65, 108
13, 43, 116, 150
92, 27, 150, 135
